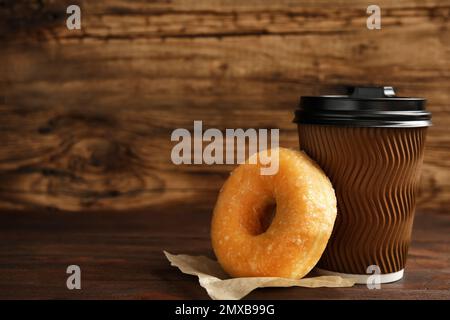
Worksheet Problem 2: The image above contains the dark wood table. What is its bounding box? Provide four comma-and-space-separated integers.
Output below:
0, 208, 449, 300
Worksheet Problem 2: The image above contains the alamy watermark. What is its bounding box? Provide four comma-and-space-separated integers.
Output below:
171, 121, 279, 175
367, 5, 381, 30
66, 265, 81, 290
366, 265, 381, 289
66, 5, 81, 30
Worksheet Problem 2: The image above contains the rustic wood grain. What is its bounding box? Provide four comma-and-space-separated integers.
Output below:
0, 0, 449, 212
0, 208, 448, 299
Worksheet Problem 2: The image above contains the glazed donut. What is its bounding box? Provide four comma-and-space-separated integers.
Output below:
211, 148, 336, 279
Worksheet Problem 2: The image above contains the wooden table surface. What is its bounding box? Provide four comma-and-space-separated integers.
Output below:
0, 207, 449, 300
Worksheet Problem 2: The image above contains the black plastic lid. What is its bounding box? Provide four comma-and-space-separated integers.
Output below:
294, 86, 431, 128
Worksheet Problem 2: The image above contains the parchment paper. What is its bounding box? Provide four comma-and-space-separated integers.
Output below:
164, 251, 355, 300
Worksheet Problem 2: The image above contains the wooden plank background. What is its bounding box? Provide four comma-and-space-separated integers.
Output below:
0, 0, 449, 213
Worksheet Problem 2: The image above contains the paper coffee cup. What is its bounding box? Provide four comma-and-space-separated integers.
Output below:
294, 87, 431, 284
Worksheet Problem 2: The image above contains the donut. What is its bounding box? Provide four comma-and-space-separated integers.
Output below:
211, 147, 337, 279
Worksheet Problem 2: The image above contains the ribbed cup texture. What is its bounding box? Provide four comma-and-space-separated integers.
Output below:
298, 125, 427, 274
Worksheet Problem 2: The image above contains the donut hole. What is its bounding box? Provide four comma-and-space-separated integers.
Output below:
246, 201, 276, 236
260, 202, 276, 234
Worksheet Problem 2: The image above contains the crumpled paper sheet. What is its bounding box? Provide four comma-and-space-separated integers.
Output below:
164, 251, 355, 300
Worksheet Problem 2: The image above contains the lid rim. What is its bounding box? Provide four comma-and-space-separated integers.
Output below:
294, 118, 432, 128
296, 86, 431, 127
